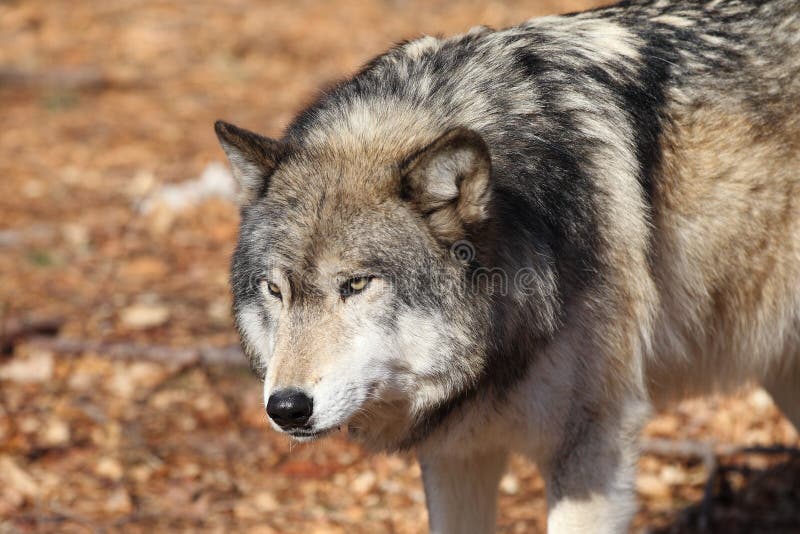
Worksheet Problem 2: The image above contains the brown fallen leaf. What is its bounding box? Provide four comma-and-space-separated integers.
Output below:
0, 349, 54, 383
120, 304, 170, 330
0, 456, 39, 499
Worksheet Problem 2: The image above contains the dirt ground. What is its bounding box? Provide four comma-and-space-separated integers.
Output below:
1, 0, 798, 532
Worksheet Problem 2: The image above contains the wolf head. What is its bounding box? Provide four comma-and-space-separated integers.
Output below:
216, 120, 502, 450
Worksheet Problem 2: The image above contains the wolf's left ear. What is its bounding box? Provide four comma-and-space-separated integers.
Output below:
214, 120, 286, 204
400, 127, 492, 238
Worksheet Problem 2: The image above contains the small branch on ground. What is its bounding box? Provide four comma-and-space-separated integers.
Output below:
23, 336, 246, 367
0, 224, 59, 248
641, 437, 800, 460
1, 316, 64, 354
0, 67, 135, 91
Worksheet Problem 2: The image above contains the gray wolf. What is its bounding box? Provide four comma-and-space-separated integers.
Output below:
215, 0, 800, 531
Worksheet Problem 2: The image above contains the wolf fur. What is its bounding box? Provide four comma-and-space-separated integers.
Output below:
216, 0, 800, 531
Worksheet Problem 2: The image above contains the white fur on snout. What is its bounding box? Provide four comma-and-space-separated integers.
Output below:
308, 320, 394, 432
304, 309, 470, 435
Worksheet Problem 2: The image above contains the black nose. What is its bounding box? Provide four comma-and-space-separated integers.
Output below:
267, 389, 313, 430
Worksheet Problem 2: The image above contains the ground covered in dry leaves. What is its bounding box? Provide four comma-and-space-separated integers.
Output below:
1, 1, 799, 532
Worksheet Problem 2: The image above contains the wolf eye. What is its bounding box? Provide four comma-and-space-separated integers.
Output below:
340, 276, 372, 298
261, 280, 282, 299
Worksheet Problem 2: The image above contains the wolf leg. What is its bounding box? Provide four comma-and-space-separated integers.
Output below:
543, 408, 644, 534
419, 448, 508, 534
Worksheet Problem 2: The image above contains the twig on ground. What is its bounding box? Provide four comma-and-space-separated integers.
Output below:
23, 336, 246, 367
1, 316, 64, 354
641, 437, 800, 460
0, 66, 132, 91
0, 224, 59, 248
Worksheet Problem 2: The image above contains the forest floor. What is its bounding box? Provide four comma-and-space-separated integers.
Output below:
1, 0, 798, 532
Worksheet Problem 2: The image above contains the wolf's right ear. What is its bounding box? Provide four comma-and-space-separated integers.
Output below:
214, 120, 286, 204
400, 127, 492, 240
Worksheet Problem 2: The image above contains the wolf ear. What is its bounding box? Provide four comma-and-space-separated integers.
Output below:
214, 120, 286, 203
400, 127, 492, 239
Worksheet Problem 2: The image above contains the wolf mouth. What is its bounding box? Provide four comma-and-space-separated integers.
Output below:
287, 426, 338, 440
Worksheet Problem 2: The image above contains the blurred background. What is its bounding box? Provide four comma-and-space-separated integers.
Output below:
1, 1, 798, 532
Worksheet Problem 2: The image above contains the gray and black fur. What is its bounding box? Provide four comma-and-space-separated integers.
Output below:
218, 1, 800, 531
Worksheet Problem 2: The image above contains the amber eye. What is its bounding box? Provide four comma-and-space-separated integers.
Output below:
340, 276, 372, 298
263, 280, 282, 299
